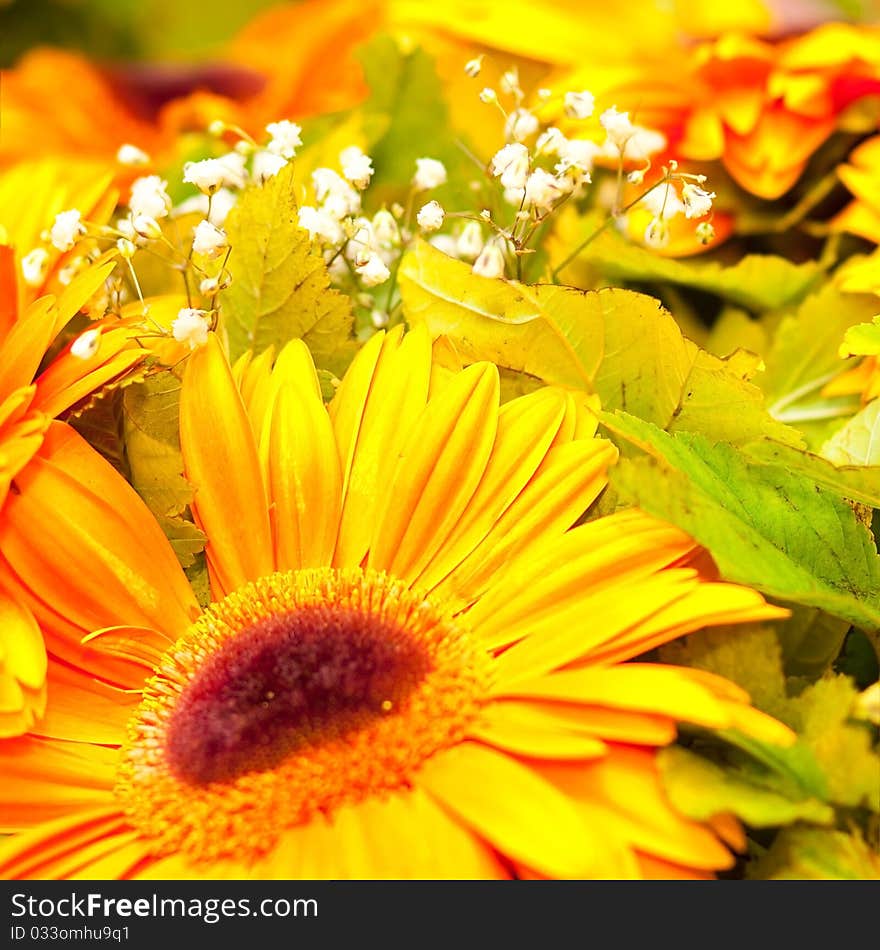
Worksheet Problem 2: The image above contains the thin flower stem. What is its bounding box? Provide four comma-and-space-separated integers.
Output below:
551, 177, 670, 281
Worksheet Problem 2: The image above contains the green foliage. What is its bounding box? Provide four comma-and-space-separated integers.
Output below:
221, 162, 354, 368
760, 285, 877, 433
123, 368, 205, 569
747, 826, 880, 879
562, 212, 824, 311
399, 240, 797, 443
359, 36, 476, 209
822, 400, 880, 467
841, 314, 880, 357
661, 625, 880, 813
603, 411, 880, 630
658, 746, 833, 828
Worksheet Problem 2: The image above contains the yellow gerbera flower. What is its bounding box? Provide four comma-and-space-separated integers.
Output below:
0, 328, 791, 879
0, 164, 152, 737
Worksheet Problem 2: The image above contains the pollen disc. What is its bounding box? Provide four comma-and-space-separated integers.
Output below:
115, 567, 492, 862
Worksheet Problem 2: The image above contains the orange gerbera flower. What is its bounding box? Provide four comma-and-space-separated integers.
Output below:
0, 327, 791, 879
835, 135, 880, 244
0, 162, 149, 737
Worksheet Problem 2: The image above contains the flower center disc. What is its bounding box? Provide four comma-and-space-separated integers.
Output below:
116, 568, 490, 863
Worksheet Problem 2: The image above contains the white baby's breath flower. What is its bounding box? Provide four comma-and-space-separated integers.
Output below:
556, 138, 600, 178
370, 308, 389, 328
371, 210, 400, 247
490, 143, 530, 191
456, 221, 483, 261
600, 106, 635, 148
132, 214, 162, 239
695, 221, 716, 245
172, 308, 211, 350
479, 87, 498, 104
524, 169, 566, 212
564, 90, 595, 120
199, 275, 230, 295
192, 219, 228, 258
184, 154, 247, 194
116, 143, 150, 167
129, 175, 171, 220
20, 248, 49, 287
208, 188, 237, 226
500, 67, 521, 97
340, 146, 374, 189
413, 158, 447, 191
50, 209, 85, 252
116, 238, 136, 260
644, 216, 670, 248
504, 108, 540, 143
355, 253, 391, 287
417, 200, 445, 232
536, 127, 567, 156
298, 206, 344, 246
464, 55, 483, 78
472, 240, 506, 279
641, 182, 684, 220
681, 182, 716, 219
265, 120, 303, 159
252, 150, 288, 182
313, 168, 361, 217
116, 217, 140, 242
70, 327, 101, 360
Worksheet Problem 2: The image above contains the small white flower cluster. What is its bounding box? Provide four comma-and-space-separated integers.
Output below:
638, 174, 716, 249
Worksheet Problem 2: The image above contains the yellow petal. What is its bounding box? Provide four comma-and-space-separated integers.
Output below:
369, 362, 500, 581
180, 333, 273, 593
417, 740, 600, 878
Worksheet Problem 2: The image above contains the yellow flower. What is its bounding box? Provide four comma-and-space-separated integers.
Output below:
835, 135, 880, 244
0, 162, 148, 737
0, 328, 791, 879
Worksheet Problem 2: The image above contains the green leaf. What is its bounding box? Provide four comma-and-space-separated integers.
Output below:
360, 35, 477, 209
840, 314, 880, 357
221, 162, 353, 366
747, 827, 880, 879
743, 437, 880, 508
661, 625, 880, 812
399, 240, 798, 444
603, 411, 880, 629
658, 746, 833, 828
821, 399, 880, 467
123, 369, 205, 568
760, 285, 877, 423
563, 213, 823, 311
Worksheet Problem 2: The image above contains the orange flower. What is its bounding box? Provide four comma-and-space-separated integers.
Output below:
0, 328, 791, 879
835, 134, 880, 244
0, 162, 149, 737
545, 24, 880, 201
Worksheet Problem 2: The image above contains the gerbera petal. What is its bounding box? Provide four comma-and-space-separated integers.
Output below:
270, 789, 510, 880
413, 386, 568, 592
0, 297, 55, 398
417, 741, 599, 878
180, 333, 273, 594
492, 664, 733, 730
491, 571, 699, 683
1, 423, 197, 638
438, 438, 617, 610
263, 345, 342, 571
581, 582, 788, 664
0, 736, 117, 830
32, 326, 146, 419
369, 362, 500, 581
467, 510, 697, 648
0, 807, 131, 880
0, 587, 47, 737
538, 746, 735, 871
469, 703, 608, 760
331, 326, 431, 568
32, 658, 136, 745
